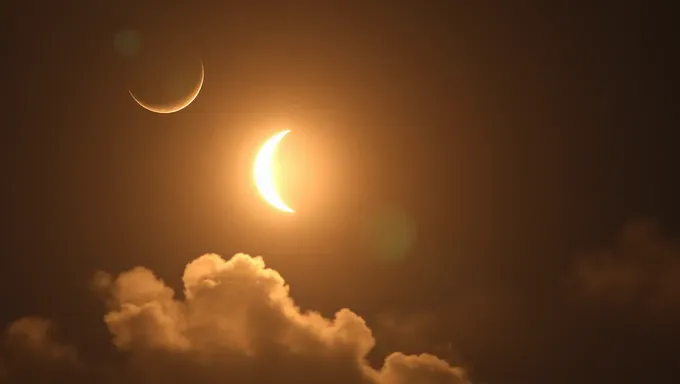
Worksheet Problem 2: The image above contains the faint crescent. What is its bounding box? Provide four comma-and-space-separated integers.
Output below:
128, 60, 204, 114
253, 130, 294, 213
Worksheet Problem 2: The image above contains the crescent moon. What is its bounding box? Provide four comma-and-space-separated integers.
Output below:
253, 130, 294, 213
128, 60, 204, 114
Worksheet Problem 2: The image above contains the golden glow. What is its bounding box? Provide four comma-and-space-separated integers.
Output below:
128, 60, 205, 114
253, 130, 294, 213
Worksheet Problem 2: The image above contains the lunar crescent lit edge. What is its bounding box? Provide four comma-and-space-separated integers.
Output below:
128, 60, 205, 114
253, 130, 294, 213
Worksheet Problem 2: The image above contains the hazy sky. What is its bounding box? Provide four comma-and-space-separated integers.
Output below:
2, 3, 678, 383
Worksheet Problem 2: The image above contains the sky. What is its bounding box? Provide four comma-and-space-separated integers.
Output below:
2, 3, 679, 384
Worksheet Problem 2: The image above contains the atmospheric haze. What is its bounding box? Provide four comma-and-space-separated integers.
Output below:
1, 253, 467, 384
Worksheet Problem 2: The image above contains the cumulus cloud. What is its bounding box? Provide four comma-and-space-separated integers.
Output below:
569, 220, 680, 314
2, 253, 467, 384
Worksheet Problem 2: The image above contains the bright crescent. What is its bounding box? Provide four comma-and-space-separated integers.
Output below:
253, 130, 294, 213
128, 60, 204, 114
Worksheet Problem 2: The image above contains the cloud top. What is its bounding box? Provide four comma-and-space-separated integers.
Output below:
3, 252, 467, 384
570, 220, 680, 316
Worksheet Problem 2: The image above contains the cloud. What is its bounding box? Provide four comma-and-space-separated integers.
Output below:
569, 219, 680, 315
1, 316, 82, 382
2, 253, 467, 384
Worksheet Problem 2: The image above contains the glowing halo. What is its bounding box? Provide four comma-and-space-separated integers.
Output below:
253, 130, 294, 213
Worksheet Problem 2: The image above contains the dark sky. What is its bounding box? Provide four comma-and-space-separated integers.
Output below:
2, 3, 679, 383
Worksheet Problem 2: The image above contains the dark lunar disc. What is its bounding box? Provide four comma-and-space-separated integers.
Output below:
125, 32, 204, 113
